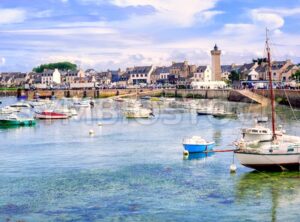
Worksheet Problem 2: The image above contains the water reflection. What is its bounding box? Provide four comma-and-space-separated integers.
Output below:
184, 152, 215, 160
236, 172, 300, 222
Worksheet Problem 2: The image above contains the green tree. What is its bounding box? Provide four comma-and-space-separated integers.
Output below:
252, 57, 267, 65
291, 70, 300, 81
33, 62, 77, 73
228, 70, 240, 83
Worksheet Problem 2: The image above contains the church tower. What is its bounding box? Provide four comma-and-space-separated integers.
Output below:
211, 44, 222, 81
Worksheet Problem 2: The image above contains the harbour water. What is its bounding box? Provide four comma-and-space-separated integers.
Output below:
0, 97, 299, 221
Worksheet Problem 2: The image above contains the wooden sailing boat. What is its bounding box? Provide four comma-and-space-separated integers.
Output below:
234, 29, 300, 171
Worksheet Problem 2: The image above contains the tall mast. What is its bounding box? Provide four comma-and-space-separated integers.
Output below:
266, 29, 276, 140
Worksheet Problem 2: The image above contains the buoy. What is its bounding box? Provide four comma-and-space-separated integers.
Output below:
89, 129, 95, 136
183, 150, 189, 156
230, 164, 237, 173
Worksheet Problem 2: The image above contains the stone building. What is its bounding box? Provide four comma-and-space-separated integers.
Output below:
211, 44, 222, 81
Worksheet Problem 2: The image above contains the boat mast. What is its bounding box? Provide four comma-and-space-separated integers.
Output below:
266, 29, 276, 140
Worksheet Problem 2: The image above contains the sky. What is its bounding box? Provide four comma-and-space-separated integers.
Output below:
0, 0, 300, 72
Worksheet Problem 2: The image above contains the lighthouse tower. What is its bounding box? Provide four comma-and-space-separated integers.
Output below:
211, 44, 222, 81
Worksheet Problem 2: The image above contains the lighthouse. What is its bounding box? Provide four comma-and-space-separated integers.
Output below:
211, 44, 222, 81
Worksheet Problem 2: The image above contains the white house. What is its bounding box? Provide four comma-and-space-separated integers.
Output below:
128, 65, 155, 85
41, 69, 61, 85
248, 69, 259, 81
193, 65, 212, 82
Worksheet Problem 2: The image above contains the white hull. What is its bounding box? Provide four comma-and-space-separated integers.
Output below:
235, 152, 300, 171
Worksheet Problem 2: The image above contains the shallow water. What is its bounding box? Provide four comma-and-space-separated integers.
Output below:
0, 97, 299, 221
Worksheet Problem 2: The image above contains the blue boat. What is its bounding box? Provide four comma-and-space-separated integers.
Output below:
183, 136, 215, 153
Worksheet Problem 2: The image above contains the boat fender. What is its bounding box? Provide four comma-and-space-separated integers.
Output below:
183, 150, 189, 156
230, 164, 237, 173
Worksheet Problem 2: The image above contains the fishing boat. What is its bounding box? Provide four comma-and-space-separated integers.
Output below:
183, 136, 215, 153
34, 110, 69, 119
0, 114, 36, 126
234, 30, 300, 171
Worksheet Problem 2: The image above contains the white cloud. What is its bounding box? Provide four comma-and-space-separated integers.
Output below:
0, 8, 26, 25
111, 0, 220, 27
0, 57, 5, 65
251, 10, 284, 29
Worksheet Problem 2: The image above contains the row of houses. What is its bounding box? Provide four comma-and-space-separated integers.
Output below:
238, 59, 300, 82
1, 59, 299, 88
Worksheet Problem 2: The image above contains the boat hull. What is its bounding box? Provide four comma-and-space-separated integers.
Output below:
235, 151, 300, 171
0, 119, 36, 126
35, 112, 69, 119
183, 143, 215, 153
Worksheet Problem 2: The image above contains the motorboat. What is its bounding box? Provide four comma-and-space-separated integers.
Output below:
9, 102, 32, 108
0, 106, 20, 114
0, 114, 36, 126
29, 99, 52, 107
54, 108, 77, 117
183, 136, 215, 153
212, 111, 237, 119
34, 110, 69, 119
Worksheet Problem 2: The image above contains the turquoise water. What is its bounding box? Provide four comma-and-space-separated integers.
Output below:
0, 97, 299, 221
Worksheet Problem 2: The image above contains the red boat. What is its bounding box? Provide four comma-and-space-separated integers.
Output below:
34, 110, 69, 119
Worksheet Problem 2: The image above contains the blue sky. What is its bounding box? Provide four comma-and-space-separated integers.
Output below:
0, 0, 300, 71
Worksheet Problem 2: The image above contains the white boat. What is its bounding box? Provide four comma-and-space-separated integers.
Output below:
10, 102, 32, 108
256, 116, 268, 123
234, 30, 300, 171
54, 108, 77, 117
196, 107, 219, 116
0, 106, 20, 114
29, 99, 52, 107
235, 138, 300, 171
123, 106, 154, 118
212, 110, 237, 119
72, 100, 90, 108
241, 125, 285, 142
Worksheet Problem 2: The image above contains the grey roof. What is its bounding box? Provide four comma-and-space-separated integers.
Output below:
171, 62, 187, 69
255, 64, 268, 73
155, 66, 170, 75
221, 65, 232, 72
238, 63, 256, 72
271, 61, 287, 70
196, 66, 207, 73
129, 66, 152, 74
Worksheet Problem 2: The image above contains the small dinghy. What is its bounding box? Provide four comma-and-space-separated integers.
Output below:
183, 136, 215, 153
